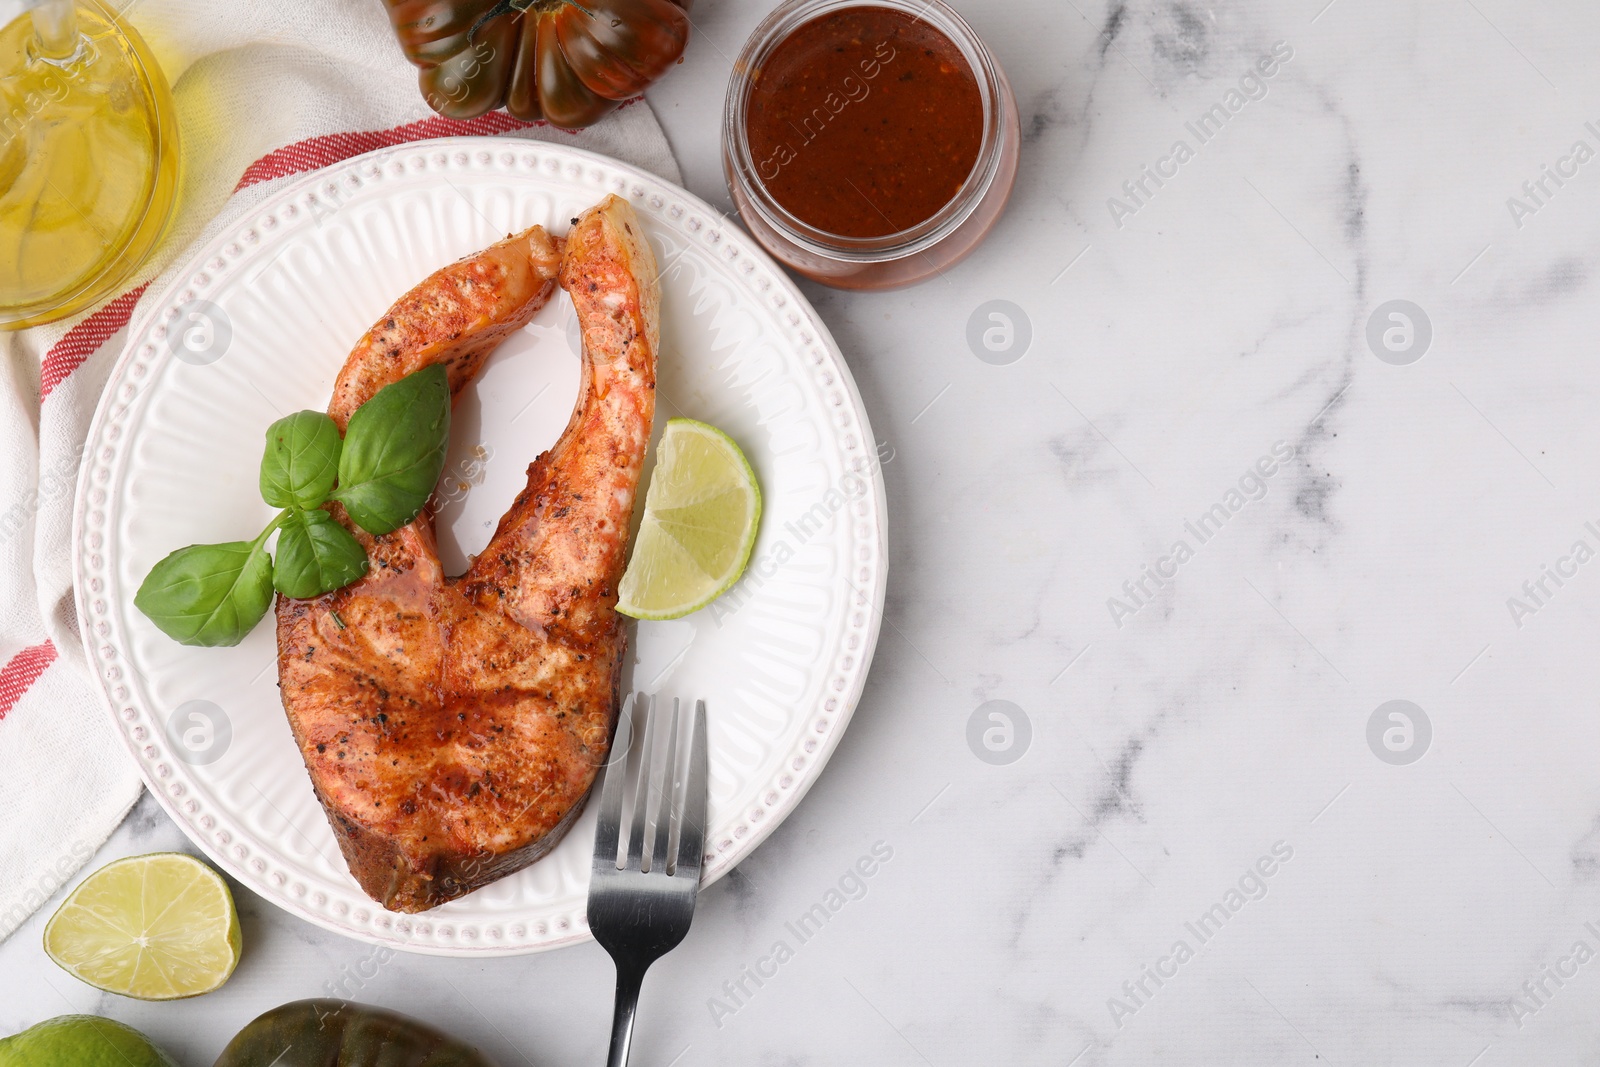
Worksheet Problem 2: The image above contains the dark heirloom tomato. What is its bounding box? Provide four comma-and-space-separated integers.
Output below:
213, 1000, 498, 1066
382, 0, 693, 129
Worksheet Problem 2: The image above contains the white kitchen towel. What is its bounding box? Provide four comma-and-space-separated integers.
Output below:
0, 0, 683, 943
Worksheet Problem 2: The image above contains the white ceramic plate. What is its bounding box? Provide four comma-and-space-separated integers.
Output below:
72, 138, 886, 956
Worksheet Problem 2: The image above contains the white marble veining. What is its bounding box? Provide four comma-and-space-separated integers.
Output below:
9, 0, 1600, 1063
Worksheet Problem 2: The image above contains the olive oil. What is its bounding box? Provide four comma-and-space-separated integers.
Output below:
0, 0, 178, 328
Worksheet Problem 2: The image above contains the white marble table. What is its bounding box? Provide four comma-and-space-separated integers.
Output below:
9, 0, 1600, 1063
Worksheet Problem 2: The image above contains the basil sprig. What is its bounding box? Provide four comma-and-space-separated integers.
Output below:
135, 365, 452, 647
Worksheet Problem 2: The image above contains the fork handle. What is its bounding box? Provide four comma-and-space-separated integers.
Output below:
605, 960, 649, 1067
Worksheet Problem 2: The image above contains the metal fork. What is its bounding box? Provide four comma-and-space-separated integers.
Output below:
588, 694, 709, 1067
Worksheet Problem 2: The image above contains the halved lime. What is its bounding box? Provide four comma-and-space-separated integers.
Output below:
43, 853, 241, 1000
618, 418, 762, 620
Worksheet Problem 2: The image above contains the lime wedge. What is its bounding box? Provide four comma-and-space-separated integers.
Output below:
618, 418, 762, 620
43, 853, 241, 1000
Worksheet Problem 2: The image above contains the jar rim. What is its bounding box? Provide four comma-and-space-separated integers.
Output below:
721, 0, 1010, 265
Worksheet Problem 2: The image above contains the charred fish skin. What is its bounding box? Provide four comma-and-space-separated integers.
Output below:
275, 199, 660, 913
326, 226, 564, 428
464, 197, 660, 642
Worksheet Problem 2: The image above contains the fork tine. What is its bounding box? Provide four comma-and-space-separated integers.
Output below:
624, 692, 657, 871
675, 700, 709, 880
591, 695, 636, 870
651, 698, 681, 873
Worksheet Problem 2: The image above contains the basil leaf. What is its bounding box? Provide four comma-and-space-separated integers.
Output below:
260, 410, 342, 509
134, 539, 275, 647
273, 509, 369, 598
332, 364, 451, 536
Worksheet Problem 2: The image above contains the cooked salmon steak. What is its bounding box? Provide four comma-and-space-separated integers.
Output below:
275, 196, 659, 912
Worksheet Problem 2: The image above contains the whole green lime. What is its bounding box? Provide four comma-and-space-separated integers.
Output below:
0, 1016, 179, 1067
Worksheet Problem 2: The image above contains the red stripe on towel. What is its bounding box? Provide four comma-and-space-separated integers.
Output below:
0, 641, 57, 722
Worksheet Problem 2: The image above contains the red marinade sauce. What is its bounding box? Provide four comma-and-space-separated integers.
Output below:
745, 6, 984, 239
